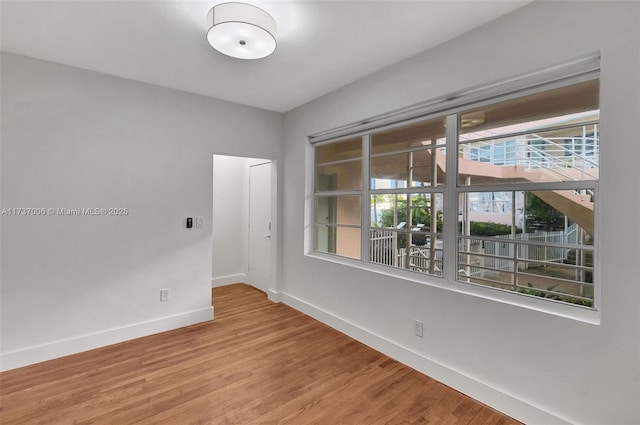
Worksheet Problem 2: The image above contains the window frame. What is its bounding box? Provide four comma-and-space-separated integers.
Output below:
305, 56, 601, 323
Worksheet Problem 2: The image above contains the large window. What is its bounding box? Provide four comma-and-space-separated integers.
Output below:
310, 69, 599, 310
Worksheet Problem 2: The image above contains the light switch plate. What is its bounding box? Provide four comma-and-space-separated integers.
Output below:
160, 288, 170, 302
196, 216, 204, 228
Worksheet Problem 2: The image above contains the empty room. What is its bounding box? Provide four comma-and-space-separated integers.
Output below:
1, 1, 639, 424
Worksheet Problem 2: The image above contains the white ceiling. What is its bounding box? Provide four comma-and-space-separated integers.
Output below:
0, 1, 532, 113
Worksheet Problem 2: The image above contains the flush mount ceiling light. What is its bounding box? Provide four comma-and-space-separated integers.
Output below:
207, 2, 277, 60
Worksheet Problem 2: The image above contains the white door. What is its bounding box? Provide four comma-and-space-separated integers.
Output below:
248, 162, 272, 292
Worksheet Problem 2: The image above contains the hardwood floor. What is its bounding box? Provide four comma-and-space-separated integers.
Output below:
0, 284, 520, 424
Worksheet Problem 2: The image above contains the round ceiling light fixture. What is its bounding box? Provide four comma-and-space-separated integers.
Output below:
207, 2, 277, 60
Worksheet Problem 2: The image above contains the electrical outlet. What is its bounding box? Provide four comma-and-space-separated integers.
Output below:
413, 320, 423, 338
160, 288, 170, 302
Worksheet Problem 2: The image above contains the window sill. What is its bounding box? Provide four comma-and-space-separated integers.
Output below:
305, 251, 601, 325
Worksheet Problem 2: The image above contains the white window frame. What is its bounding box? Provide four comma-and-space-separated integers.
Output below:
305, 54, 601, 324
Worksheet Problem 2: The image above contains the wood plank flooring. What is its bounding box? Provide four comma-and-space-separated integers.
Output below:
0, 284, 520, 424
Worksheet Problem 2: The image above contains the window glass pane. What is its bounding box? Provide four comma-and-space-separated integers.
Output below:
315, 195, 360, 226
370, 230, 443, 277
371, 193, 406, 228
315, 160, 362, 191
458, 80, 599, 187
371, 117, 446, 154
459, 80, 599, 141
371, 193, 444, 231
515, 269, 594, 308
458, 124, 599, 185
458, 189, 594, 307
457, 240, 594, 306
457, 250, 515, 286
370, 192, 444, 277
524, 190, 594, 235
459, 190, 594, 238
315, 137, 362, 164
315, 225, 361, 259
371, 147, 446, 189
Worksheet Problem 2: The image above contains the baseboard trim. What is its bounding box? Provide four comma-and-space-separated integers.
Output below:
0, 307, 214, 372
211, 274, 246, 288
280, 292, 570, 425
267, 289, 282, 303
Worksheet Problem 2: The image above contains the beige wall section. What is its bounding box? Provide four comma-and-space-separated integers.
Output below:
335, 195, 361, 259
335, 227, 361, 259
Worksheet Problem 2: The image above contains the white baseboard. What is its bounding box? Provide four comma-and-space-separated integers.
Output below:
280, 292, 570, 425
211, 274, 246, 287
0, 307, 214, 372
267, 289, 282, 303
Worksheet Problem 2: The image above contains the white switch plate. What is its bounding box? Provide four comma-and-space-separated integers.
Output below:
414, 320, 423, 338
195, 216, 204, 228
160, 288, 170, 302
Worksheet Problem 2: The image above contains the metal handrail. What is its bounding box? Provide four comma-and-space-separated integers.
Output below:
462, 123, 599, 183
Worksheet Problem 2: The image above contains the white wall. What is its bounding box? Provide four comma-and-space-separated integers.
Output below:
281, 2, 639, 424
0, 53, 283, 370
212, 155, 249, 286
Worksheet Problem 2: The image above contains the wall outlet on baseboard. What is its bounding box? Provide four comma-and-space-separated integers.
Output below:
160, 288, 170, 302
413, 320, 423, 338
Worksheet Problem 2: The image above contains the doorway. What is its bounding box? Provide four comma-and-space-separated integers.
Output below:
211, 155, 276, 294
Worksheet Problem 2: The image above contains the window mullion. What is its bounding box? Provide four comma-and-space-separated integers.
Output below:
444, 114, 459, 282
361, 134, 371, 263
307, 143, 316, 255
